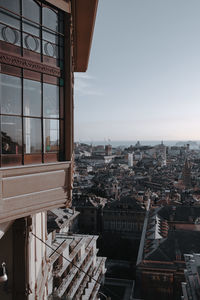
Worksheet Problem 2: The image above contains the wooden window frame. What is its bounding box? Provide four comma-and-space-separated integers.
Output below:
0, 64, 64, 166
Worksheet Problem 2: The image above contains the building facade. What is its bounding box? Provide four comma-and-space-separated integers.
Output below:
47, 208, 106, 300
0, 0, 99, 299
136, 206, 200, 300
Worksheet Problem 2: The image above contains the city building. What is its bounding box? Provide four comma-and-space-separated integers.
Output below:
136, 205, 200, 300
128, 153, 133, 167
102, 197, 145, 239
182, 253, 200, 300
47, 208, 106, 300
182, 159, 192, 188
0, 0, 99, 299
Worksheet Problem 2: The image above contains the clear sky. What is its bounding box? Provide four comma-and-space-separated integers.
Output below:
74, 0, 200, 142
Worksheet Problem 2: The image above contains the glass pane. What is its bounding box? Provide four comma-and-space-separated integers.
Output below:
0, 0, 20, 13
0, 1, 20, 45
24, 118, 41, 153
22, 0, 40, 52
24, 79, 41, 117
43, 35, 57, 57
42, 7, 63, 58
0, 0, 20, 27
44, 119, 59, 152
1, 116, 22, 154
0, 73, 21, 115
43, 7, 58, 32
22, 0, 40, 23
43, 83, 59, 118
0, 23, 20, 45
42, 7, 58, 55
23, 25, 40, 52
43, 28, 57, 45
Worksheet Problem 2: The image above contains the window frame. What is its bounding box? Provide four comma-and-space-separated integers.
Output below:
0, 65, 64, 166
0, 0, 69, 167
0, 0, 64, 66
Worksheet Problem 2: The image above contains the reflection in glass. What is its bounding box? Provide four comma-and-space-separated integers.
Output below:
0, 74, 21, 115
24, 118, 41, 153
43, 83, 59, 118
24, 79, 41, 117
1, 116, 22, 154
44, 119, 59, 152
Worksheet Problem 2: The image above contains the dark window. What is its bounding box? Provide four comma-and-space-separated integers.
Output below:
0, 71, 64, 166
1, 116, 22, 154
1, 115, 22, 166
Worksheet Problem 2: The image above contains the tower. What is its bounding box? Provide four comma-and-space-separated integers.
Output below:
182, 159, 191, 188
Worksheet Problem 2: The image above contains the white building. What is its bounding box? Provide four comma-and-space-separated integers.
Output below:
128, 153, 133, 167
47, 209, 107, 300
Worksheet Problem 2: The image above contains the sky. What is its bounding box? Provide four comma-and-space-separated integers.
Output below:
74, 0, 200, 142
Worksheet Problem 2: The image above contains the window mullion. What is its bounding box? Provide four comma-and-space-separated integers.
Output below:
22, 70, 24, 165
41, 75, 44, 163
20, 0, 23, 56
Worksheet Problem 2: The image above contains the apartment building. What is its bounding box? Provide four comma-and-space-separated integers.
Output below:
47, 208, 106, 300
0, 0, 99, 299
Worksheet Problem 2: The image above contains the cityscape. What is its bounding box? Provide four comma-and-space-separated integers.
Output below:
0, 0, 200, 300
73, 141, 200, 299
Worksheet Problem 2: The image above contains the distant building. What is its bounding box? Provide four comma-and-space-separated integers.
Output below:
182, 159, 192, 188
73, 195, 107, 234
182, 253, 200, 300
102, 197, 146, 239
136, 206, 200, 300
105, 144, 112, 156
128, 153, 133, 167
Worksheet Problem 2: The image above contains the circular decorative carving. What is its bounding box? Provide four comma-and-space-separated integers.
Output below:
24, 34, 39, 52
2, 26, 19, 45
44, 41, 56, 57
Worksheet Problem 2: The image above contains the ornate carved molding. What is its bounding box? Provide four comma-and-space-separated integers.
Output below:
0, 51, 61, 77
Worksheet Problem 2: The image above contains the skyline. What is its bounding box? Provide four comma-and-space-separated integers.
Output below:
74, 0, 200, 141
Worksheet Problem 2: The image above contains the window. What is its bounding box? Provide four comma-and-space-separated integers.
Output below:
22, 0, 40, 53
0, 0, 66, 166
0, 0, 64, 66
24, 79, 41, 117
0, 70, 64, 166
1, 74, 21, 115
